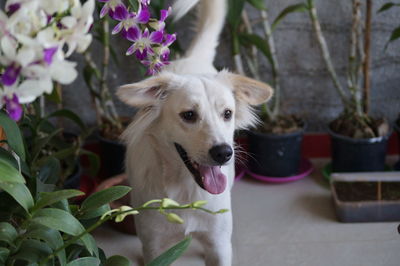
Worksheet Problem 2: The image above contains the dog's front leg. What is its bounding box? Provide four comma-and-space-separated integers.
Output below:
196, 229, 232, 266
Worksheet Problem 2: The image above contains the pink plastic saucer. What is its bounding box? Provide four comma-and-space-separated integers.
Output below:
235, 166, 246, 181
246, 158, 313, 183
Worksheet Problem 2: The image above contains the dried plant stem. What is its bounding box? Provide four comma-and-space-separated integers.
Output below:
84, 52, 104, 126
242, 10, 260, 80
348, 0, 364, 116
100, 19, 122, 131
56, 83, 64, 129
363, 0, 372, 114
260, 9, 280, 118
308, 0, 349, 108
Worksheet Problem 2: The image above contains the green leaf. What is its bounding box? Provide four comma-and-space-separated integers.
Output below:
79, 204, 110, 220
147, 236, 192, 266
0, 147, 30, 176
80, 186, 131, 212
0, 111, 26, 161
128, 0, 139, 11
33, 190, 84, 212
13, 239, 52, 263
246, 0, 265, 10
272, 3, 308, 31
32, 208, 97, 256
25, 225, 66, 266
0, 182, 34, 212
37, 157, 61, 185
105, 255, 132, 266
31, 128, 63, 163
378, 2, 400, 13
67, 257, 100, 266
46, 109, 87, 131
0, 158, 25, 183
388, 26, 400, 43
239, 33, 274, 67
0, 222, 17, 245
227, 0, 246, 29
0, 247, 9, 265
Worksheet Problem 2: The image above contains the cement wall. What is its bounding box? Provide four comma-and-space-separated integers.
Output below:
7, 0, 400, 132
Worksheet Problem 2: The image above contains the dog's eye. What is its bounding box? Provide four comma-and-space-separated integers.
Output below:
224, 109, 233, 121
180, 110, 198, 123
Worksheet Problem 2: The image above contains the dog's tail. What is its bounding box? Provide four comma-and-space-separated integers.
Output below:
172, 0, 226, 65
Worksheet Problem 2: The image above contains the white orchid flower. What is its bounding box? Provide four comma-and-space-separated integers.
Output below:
39, 0, 69, 15
61, 0, 94, 56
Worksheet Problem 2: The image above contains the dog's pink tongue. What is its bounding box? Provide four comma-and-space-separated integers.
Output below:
199, 165, 227, 194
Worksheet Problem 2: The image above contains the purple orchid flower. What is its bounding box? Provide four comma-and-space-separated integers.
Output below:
4, 94, 22, 121
7, 3, 20, 15
159, 33, 176, 61
43, 47, 58, 65
112, 4, 150, 35
142, 55, 170, 76
150, 7, 171, 31
125, 27, 163, 60
98, 0, 127, 19
1, 63, 21, 86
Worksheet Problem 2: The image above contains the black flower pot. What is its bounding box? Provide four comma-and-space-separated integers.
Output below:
394, 121, 400, 171
247, 129, 304, 177
330, 129, 391, 173
98, 135, 126, 178
63, 162, 82, 189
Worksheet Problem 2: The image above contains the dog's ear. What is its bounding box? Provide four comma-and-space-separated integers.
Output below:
117, 73, 176, 107
218, 71, 274, 129
224, 72, 273, 105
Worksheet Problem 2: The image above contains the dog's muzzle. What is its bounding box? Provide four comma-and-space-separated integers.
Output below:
174, 143, 228, 195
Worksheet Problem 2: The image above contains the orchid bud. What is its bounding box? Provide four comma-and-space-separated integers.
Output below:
166, 213, 184, 224
161, 198, 180, 208
192, 200, 207, 208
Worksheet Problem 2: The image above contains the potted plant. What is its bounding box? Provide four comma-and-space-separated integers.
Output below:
228, 0, 311, 179
378, 2, 400, 170
306, 0, 391, 173
0, 1, 227, 264
0, 111, 220, 265
331, 171, 400, 222
83, 0, 178, 178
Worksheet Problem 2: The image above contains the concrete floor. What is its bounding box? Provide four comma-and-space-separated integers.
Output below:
93, 158, 400, 266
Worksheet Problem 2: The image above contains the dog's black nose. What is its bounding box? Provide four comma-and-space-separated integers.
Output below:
209, 144, 233, 164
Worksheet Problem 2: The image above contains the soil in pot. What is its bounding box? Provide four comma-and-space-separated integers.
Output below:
248, 115, 305, 177
329, 113, 391, 172
335, 182, 400, 202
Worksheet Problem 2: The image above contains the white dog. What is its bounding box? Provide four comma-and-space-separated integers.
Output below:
117, 0, 273, 265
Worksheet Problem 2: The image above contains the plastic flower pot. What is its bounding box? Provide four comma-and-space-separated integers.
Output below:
98, 135, 126, 179
63, 161, 83, 189
247, 128, 304, 177
331, 172, 400, 223
394, 121, 400, 170
329, 129, 391, 173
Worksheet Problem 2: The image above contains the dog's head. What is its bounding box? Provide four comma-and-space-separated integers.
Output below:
117, 70, 272, 194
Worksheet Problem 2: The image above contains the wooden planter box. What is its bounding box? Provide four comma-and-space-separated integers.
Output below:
331, 172, 400, 223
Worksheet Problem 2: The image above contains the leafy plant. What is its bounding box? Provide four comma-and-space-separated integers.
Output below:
306, 0, 389, 138
227, 0, 307, 133
378, 2, 400, 45
83, 0, 179, 139
0, 112, 227, 265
